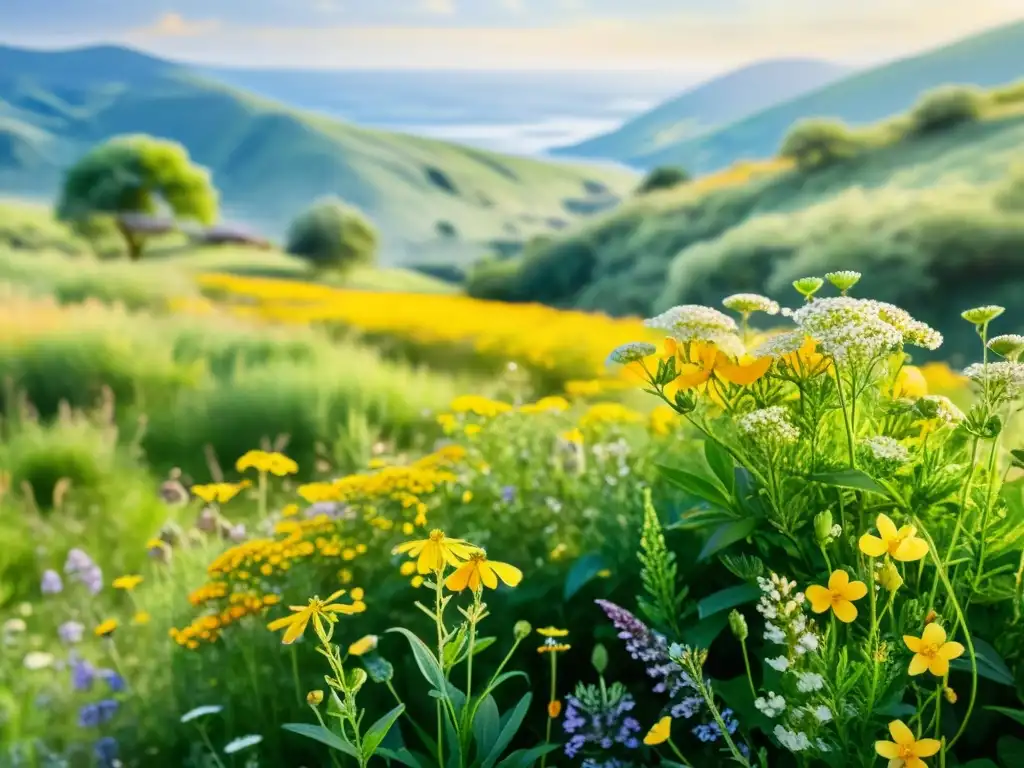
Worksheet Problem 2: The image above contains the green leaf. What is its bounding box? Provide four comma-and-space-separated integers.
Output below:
495, 744, 560, 768
282, 724, 359, 758
950, 636, 1014, 686
699, 518, 759, 561
481, 670, 528, 701
986, 706, 1024, 727
564, 552, 605, 601
472, 695, 501, 760
443, 625, 469, 669
703, 440, 735, 493
811, 469, 887, 495
681, 611, 729, 649
697, 583, 760, 620
668, 506, 736, 531
959, 761, 999, 768
376, 747, 426, 768
481, 692, 532, 768
386, 627, 446, 693
659, 465, 731, 508
362, 704, 405, 759
998, 735, 1024, 767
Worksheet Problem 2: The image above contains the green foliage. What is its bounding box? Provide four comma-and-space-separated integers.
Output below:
285, 198, 379, 273
636, 166, 690, 195
636, 488, 688, 635
779, 118, 864, 170
465, 258, 525, 302
909, 85, 985, 134
56, 135, 218, 260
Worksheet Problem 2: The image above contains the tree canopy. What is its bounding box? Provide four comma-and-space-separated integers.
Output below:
285, 198, 379, 273
56, 135, 218, 260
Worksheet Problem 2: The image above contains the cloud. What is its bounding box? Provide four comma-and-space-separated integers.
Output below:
132, 12, 220, 38
421, 0, 456, 14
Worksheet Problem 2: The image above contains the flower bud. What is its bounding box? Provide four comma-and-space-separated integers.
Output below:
813, 511, 834, 546
591, 644, 609, 675
306, 690, 324, 706
673, 390, 697, 414
728, 610, 748, 642
876, 561, 903, 593
547, 700, 562, 718
924, 610, 938, 625
943, 686, 957, 704
513, 620, 532, 641
346, 668, 368, 694
793, 277, 824, 299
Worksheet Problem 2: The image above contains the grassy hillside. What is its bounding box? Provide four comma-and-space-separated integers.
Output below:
634, 20, 1024, 173
475, 83, 1024, 362
0, 45, 637, 264
554, 59, 849, 163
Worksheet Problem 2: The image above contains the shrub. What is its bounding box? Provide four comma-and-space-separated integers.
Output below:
779, 118, 864, 170
465, 257, 525, 302
409, 261, 467, 285
908, 85, 985, 134
636, 165, 690, 195
285, 198, 379, 273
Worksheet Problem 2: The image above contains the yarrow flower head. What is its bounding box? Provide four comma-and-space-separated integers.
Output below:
607, 342, 657, 366
858, 436, 911, 476
643, 305, 744, 356
963, 361, 1024, 404
961, 305, 1005, 326
824, 270, 862, 293
738, 407, 800, 447
722, 293, 780, 316
987, 334, 1024, 360
915, 395, 965, 425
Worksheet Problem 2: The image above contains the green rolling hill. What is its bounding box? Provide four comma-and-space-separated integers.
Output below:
553, 59, 850, 164
0, 45, 637, 264
620, 19, 1024, 174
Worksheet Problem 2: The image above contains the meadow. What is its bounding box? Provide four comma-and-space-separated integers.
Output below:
4, 187, 1024, 768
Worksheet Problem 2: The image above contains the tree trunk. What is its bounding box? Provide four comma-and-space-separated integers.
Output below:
116, 221, 144, 261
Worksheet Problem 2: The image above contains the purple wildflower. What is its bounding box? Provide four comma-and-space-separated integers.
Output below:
79, 565, 103, 595
59, 621, 85, 644
70, 656, 97, 692
94, 737, 119, 767
41, 569, 63, 595
99, 669, 126, 693
562, 682, 641, 763
692, 709, 739, 742
501, 486, 516, 503
64, 549, 93, 575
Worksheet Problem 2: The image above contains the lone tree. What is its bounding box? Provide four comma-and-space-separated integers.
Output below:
780, 119, 863, 171
57, 135, 218, 260
286, 198, 379, 273
636, 166, 690, 195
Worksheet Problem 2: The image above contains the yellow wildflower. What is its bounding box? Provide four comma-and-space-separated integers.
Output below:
875, 720, 940, 767
537, 626, 569, 638
894, 365, 928, 399
192, 481, 250, 504
445, 553, 523, 592
806, 570, 867, 623
392, 530, 480, 574
307, 690, 324, 706
560, 428, 584, 444
95, 619, 118, 637
644, 716, 672, 746
903, 623, 965, 678
519, 396, 570, 414
399, 561, 417, 576
132, 611, 151, 625
859, 514, 929, 562
112, 575, 143, 591
348, 635, 379, 656
266, 589, 364, 645
237, 450, 298, 476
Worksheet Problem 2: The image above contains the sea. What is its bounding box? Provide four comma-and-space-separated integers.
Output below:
201, 68, 697, 156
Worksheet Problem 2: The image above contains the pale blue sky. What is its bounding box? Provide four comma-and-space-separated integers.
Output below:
3, 0, 1022, 70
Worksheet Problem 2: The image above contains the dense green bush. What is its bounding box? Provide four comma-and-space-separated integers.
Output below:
908, 84, 985, 134
779, 118, 865, 170
465, 256, 526, 302
285, 197, 379, 273
636, 165, 690, 194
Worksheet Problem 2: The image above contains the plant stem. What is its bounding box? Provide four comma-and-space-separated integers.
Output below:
196, 725, 228, 768
930, 436, 980, 608
258, 469, 268, 519
834, 363, 856, 468
289, 645, 303, 707
740, 638, 757, 699
667, 737, 693, 767
434, 576, 446, 767
540, 651, 558, 768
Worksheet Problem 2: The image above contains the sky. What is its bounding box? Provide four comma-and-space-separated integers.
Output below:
2, 0, 1022, 72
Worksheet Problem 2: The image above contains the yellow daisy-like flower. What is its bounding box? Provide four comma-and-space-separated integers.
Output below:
903, 623, 965, 678
805, 569, 867, 623
893, 365, 928, 399
560, 428, 584, 445
266, 589, 365, 645
132, 611, 151, 625
644, 716, 672, 746
112, 574, 144, 591
859, 514, 929, 562
875, 720, 941, 767
444, 552, 523, 592
94, 619, 118, 637
537, 627, 569, 638
348, 635, 379, 656
191, 481, 250, 504
236, 450, 298, 477
392, 529, 480, 574
537, 641, 571, 654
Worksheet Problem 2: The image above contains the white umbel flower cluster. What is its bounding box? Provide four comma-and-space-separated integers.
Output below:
918, 394, 965, 425
643, 304, 745, 356
738, 406, 801, 446
755, 692, 786, 718
964, 361, 1024, 403
754, 331, 806, 359
858, 436, 911, 476
792, 297, 941, 363
606, 341, 657, 366
723, 293, 781, 316
774, 725, 813, 752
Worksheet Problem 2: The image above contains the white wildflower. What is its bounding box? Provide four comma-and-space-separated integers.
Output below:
643, 305, 744, 355
754, 331, 806, 359
738, 406, 800, 446
767, 656, 791, 672
774, 724, 812, 752
812, 705, 833, 723
797, 633, 819, 653
723, 293, 780, 316
796, 672, 825, 693
858, 436, 910, 475
964, 361, 1024, 403
23, 651, 55, 670
988, 334, 1024, 359
606, 341, 656, 366
755, 692, 787, 718
918, 395, 965, 425
764, 623, 786, 645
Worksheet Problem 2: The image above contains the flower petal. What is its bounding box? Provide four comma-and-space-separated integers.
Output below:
478, 562, 499, 590
875, 741, 900, 759
914, 738, 941, 758
832, 598, 858, 623
487, 560, 523, 588
717, 355, 772, 386
281, 614, 310, 645
903, 635, 923, 653
859, 534, 888, 558
842, 579, 867, 601
876, 514, 898, 542
907, 654, 930, 676
805, 585, 831, 614
444, 564, 474, 592
267, 613, 300, 632
892, 537, 929, 562
828, 569, 850, 591
938, 641, 965, 661
928, 656, 950, 677
921, 623, 946, 647
888, 720, 915, 746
